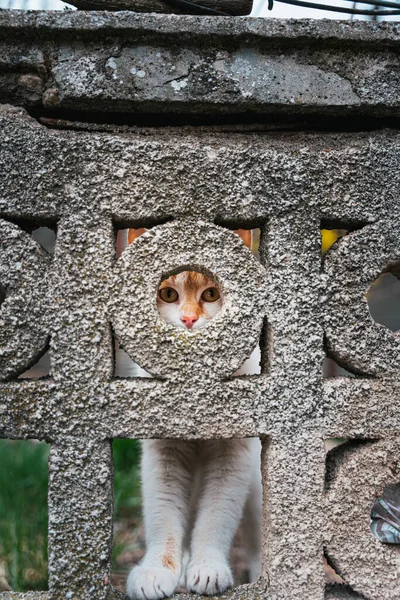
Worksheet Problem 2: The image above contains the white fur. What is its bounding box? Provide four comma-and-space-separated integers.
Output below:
127, 438, 262, 600
127, 275, 262, 600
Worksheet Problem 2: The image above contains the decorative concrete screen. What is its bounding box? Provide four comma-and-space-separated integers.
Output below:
0, 12, 400, 600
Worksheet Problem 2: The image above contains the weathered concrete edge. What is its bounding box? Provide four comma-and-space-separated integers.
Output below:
1, 106, 399, 224
1, 12, 400, 116
0, 11, 400, 46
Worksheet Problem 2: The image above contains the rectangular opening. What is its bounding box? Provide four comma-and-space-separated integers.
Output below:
213, 222, 262, 260
114, 219, 173, 258
112, 437, 262, 597
113, 223, 266, 380
0, 439, 49, 592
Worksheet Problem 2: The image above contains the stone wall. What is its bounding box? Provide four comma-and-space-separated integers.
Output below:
0, 12, 399, 600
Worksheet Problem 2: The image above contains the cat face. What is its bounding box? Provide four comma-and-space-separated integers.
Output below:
127, 227, 252, 331
157, 271, 222, 330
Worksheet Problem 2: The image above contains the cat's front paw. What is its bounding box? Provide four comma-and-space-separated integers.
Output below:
186, 561, 233, 595
127, 565, 179, 600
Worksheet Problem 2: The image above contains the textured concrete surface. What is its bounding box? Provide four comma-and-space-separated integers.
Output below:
0, 220, 50, 380
0, 12, 400, 115
324, 219, 400, 376
0, 103, 399, 600
326, 438, 400, 599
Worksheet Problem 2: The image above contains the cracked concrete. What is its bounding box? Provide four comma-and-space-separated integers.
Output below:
0, 12, 400, 115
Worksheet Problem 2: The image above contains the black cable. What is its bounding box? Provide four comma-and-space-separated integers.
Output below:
160, 0, 230, 14
269, 0, 400, 14
159, 0, 400, 17
161, 0, 400, 17
345, 0, 400, 9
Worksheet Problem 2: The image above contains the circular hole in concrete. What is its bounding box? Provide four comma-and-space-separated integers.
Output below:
367, 267, 400, 332
157, 270, 222, 331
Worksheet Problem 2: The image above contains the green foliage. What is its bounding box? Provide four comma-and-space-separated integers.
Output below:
0, 438, 142, 592
113, 439, 142, 518
112, 439, 142, 566
0, 440, 49, 592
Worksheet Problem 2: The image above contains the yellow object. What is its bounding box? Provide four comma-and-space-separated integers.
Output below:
321, 229, 347, 255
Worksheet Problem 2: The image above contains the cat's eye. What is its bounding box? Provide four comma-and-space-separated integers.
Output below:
159, 287, 179, 303
201, 287, 220, 302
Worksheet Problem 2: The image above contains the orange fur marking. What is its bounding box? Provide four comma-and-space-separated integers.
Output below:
128, 228, 146, 244
159, 272, 213, 320
234, 228, 252, 249
180, 298, 203, 319
161, 537, 177, 571
183, 271, 210, 292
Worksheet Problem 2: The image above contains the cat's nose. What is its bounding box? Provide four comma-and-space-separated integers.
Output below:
181, 316, 198, 329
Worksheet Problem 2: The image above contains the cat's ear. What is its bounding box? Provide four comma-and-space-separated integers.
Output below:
128, 228, 147, 244
234, 229, 252, 249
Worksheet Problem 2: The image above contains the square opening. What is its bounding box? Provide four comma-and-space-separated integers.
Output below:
112, 437, 262, 597
114, 219, 173, 259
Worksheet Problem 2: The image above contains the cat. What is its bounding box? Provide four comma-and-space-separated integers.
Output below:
125, 229, 262, 600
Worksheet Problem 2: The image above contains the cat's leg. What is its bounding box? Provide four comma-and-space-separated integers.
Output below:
178, 468, 200, 588
127, 440, 195, 600
241, 438, 262, 583
186, 439, 254, 596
